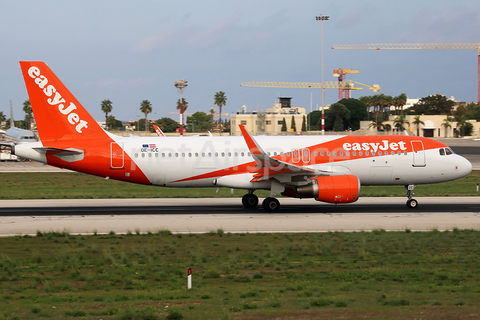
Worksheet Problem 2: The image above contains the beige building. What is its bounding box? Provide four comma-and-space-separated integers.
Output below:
231, 97, 308, 136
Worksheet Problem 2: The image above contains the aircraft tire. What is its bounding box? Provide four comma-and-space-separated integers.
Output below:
262, 197, 280, 212
242, 194, 258, 208
406, 199, 418, 209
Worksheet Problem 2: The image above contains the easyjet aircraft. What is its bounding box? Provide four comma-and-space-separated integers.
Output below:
13, 62, 472, 211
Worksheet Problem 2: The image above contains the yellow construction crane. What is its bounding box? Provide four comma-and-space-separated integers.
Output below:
333, 69, 360, 100
332, 43, 480, 101
240, 81, 380, 97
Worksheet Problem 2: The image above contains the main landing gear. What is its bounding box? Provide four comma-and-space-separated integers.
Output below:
242, 192, 258, 208
405, 185, 418, 209
242, 191, 280, 212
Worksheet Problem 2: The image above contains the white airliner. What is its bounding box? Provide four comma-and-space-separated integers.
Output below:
12, 61, 472, 211
4, 103, 37, 144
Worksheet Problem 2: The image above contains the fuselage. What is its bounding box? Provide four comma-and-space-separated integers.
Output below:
15, 133, 472, 189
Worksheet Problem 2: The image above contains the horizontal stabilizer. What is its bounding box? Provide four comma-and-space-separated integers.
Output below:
33, 147, 84, 162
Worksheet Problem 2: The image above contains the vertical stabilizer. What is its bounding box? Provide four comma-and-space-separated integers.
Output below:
19, 61, 106, 142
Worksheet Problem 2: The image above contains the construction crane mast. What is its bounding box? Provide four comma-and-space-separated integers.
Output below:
332, 43, 480, 102
333, 68, 359, 100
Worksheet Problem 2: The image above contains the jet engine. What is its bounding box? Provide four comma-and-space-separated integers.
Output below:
282, 175, 360, 204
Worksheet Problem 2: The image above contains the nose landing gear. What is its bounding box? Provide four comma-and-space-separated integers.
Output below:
405, 185, 418, 208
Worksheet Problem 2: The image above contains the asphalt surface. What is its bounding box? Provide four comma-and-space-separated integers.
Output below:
0, 197, 479, 236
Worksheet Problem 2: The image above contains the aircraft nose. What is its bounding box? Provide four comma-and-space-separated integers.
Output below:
457, 155, 472, 178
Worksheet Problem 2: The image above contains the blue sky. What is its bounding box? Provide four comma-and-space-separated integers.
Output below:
1, 0, 479, 123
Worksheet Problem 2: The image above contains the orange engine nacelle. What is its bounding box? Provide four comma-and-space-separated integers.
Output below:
282, 175, 360, 204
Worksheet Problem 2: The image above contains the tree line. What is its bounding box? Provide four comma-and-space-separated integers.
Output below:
3, 92, 480, 136
98, 91, 227, 133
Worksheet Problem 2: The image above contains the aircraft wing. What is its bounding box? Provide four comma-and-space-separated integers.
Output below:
239, 125, 331, 182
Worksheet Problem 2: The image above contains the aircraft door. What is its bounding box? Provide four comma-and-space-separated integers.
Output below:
110, 142, 125, 169
411, 140, 426, 167
292, 148, 309, 163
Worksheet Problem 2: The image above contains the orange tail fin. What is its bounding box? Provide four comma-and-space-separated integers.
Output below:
20, 61, 106, 142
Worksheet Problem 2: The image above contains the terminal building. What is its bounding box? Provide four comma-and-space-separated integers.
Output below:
230, 97, 308, 136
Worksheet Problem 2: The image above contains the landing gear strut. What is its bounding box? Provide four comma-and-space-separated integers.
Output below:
242, 191, 258, 208
405, 185, 418, 208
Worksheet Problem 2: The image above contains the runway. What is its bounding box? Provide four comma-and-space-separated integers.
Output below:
0, 138, 479, 236
0, 197, 479, 236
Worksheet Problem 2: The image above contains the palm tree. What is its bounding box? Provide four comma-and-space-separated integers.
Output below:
359, 95, 373, 120
368, 117, 385, 131
101, 99, 113, 130
456, 116, 468, 137
23, 100, 33, 130
0, 111, 5, 128
392, 93, 407, 115
393, 114, 410, 134
139, 100, 152, 133
214, 91, 227, 131
442, 117, 452, 138
412, 115, 424, 136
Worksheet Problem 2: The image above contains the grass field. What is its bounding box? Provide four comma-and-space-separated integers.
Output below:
0, 170, 479, 199
1, 171, 479, 319
1, 229, 480, 319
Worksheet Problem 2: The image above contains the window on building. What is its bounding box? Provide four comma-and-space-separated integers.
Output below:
241, 120, 247, 125
266, 120, 271, 125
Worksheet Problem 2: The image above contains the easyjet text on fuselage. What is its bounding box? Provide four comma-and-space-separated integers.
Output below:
342, 140, 407, 153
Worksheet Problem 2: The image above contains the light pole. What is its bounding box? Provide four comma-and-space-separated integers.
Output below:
175, 80, 188, 136
316, 15, 329, 135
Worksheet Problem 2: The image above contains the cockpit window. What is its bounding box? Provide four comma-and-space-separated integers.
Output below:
439, 148, 454, 156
